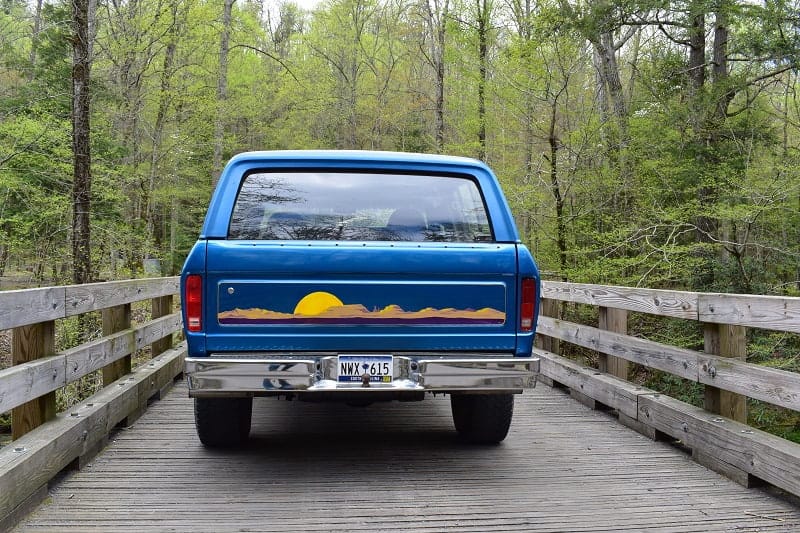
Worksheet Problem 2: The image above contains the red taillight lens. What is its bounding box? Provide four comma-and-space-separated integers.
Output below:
520, 278, 536, 332
185, 274, 203, 332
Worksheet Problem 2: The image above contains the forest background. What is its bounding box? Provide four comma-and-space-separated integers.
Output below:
1, 0, 800, 435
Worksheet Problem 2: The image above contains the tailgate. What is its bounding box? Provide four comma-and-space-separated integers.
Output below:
204, 241, 518, 353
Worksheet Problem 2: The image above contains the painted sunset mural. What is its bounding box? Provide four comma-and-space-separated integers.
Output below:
218, 291, 505, 325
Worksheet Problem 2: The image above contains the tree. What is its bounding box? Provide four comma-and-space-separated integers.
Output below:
71, 0, 92, 285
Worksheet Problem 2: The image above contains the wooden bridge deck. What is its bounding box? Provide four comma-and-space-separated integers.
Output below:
13, 382, 800, 532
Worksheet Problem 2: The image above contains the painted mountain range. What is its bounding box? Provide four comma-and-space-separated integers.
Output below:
218, 303, 505, 325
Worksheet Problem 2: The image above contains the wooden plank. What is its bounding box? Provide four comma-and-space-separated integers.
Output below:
0, 402, 107, 521
538, 316, 699, 381
0, 344, 186, 522
102, 304, 132, 386
698, 354, 800, 412
0, 314, 182, 413
534, 298, 560, 355
67, 330, 135, 385
11, 321, 56, 440
638, 393, 800, 496
536, 349, 642, 418
699, 292, 800, 333
150, 295, 174, 357
703, 323, 747, 423
537, 315, 599, 352
598, 306, 628, 380
541, 281, 698, 319
0, 287, 65, 331
135, 312, 181, 353
0, 355, 66, 416
0, 278, 179, 332
65, 277, 179, 317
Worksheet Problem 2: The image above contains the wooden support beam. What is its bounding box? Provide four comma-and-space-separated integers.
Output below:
11, 322, 56, 440
101, 304, 132, 386
703, 322, 746, 423
150, 295, 174, 357
598, 306, 628, 380
535, 298, 560, 355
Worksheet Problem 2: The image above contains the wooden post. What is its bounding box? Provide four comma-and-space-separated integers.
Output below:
150, 295, 173, 357
102, 303, 132, 386
535, 298, 560, 355
11, 321, 56, 440
704, 323, 747, 422
598, 306, 628, 380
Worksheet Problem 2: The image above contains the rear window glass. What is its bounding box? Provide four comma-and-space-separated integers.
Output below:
227, 172, 493, 243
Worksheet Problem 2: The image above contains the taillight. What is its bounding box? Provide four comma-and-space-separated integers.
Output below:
185, 274, 203, 332
520, 278, 536, 332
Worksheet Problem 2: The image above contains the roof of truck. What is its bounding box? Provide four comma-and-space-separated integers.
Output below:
227, 150, 487, 167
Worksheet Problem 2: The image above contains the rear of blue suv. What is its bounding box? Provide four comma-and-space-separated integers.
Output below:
182, 151, 540, 446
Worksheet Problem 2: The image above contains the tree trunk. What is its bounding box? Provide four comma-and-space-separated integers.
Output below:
476, 0, 489, 161
423, 0, 449, 152
146, 5, 179, 241
213, 0, 234, 188
28, 0, 43, 79
548, 101, 567, 281
712, 7, 731, 123
72, 0, 92, 286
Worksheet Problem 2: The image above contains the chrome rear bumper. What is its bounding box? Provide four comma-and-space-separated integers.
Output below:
186, 354, 539, 397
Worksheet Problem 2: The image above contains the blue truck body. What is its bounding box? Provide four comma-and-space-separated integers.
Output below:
181, 150, 540, 446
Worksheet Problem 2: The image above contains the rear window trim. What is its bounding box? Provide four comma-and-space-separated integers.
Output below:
225, 168, 496, 243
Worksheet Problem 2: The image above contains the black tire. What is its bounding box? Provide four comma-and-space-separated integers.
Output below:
450, 393, 514, 444
194, 397, 252, 448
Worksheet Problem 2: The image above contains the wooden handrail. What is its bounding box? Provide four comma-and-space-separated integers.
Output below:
536, 280, 800, 497
541, 280, 800, 332
1, 277, 182, 438
0, 277, 179, 331
0, 277, 185, 526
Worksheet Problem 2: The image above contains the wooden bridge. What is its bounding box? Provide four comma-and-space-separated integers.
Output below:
2, 278, 800, 531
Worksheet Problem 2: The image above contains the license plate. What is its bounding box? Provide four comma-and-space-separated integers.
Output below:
338, 354, 393, 383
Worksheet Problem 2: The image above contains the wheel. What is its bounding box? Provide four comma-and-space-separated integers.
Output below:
194, 397, 252, 447
450, 393, 514, 444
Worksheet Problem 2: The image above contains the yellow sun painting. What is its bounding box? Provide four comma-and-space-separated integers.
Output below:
293, 291, 344, 316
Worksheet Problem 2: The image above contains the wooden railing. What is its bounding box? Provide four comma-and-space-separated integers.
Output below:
536, 281, 800, 496
0, 278, 185, 529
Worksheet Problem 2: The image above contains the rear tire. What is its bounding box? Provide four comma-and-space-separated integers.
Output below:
451, 393, 514, 444
194, 397, 252, 447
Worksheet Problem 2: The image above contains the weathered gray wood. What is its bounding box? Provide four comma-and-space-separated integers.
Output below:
101, 304, 132, 386
638, 393, 800, 497
537, 349, 642, 418
699, 292, 800, 333
618, 411, 658, 440
538, 315, 700, 381
0, 287, 65, 331
11, 321, 57, 440
541, 281, 699, 319
534, 298, 560, 355
692, 449, 752, 488
598, 306, 628, 380
150, 295, 174, 357
0, 313, 182, 414
65, 277, 179, 317
537, 315, 599, 351
0, 483, 47, 533
14, 379, 800, 532
134, 312, 181, 351
703, 323, 747, 422
698, 355, 800, 412
0, 355, 65, 416
1, 278, 178, 332
0, 344, 186, 523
